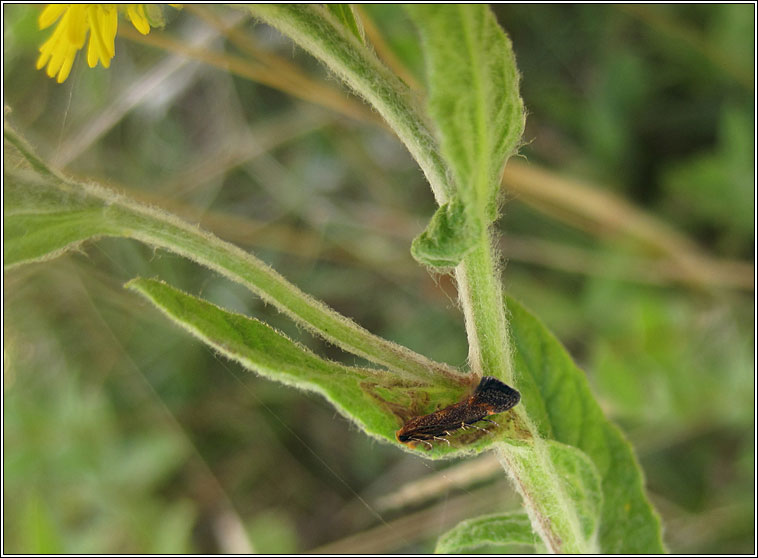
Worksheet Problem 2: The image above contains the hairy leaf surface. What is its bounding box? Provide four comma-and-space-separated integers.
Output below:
435, 512, 537, 553
505, 296, 664, 553
406, 5, 525, 224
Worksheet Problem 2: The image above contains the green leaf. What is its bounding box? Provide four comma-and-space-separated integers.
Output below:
405, 5, 525, 223
3, 124, 464, 388
434, 512, 537, 553
410, 198, 478, 267
504, 295, 665, 553
545, 442, 603, 544
325, 4, 365, 44
126, 277, 403, 442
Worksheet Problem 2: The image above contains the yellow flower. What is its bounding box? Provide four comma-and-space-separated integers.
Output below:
36, 4, 152, 83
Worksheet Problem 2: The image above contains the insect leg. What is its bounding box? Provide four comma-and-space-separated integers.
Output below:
467, 422, 491, 434
411, 438, 434, 450
432, 436, 451, 446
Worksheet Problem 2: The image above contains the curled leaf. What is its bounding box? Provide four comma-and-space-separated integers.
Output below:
411, 198, 479, 267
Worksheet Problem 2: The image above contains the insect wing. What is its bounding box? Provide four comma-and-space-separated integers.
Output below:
396, 401, 479, 441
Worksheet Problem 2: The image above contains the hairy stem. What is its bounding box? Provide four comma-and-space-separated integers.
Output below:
454, 238, 511, 379
247, 4, 452, 205
457, 234, 595, 553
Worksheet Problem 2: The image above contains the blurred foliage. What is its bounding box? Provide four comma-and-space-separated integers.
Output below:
3, 3, 754, 554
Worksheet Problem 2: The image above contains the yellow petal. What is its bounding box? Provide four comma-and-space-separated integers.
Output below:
104, 6, 119, 55
86, 7, 105, 62
126, 4, 151, 35
45, 42, 66, 78
56, 49, 76, 82
38, 4, 67, 29
36, 48, 52, 71
38, 22, 74, 79
36, 28, 61, 69
64, 5, 88, 48
86, 6, 117, 68
86, 27, 99, 68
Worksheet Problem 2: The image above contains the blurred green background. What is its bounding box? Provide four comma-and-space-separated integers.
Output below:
3, 4, 754, 553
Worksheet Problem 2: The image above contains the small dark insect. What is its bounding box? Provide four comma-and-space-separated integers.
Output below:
396, 376, 521, 449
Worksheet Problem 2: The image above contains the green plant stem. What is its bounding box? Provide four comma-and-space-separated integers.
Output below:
246, 4, 452, 205
454, 238, 511, 380
456, 233, 594, 553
